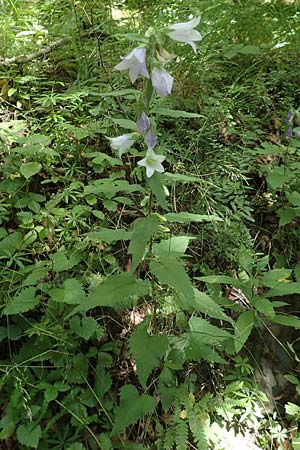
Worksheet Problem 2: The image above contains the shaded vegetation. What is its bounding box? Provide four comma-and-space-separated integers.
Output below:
1, 1, 300, 449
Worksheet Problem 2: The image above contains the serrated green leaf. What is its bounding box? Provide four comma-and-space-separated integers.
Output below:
70, 316, 99, 340
0, 231, 23, 257
265, 282, 300, 297
147, 172, 169, 210
79, 273, 150, 312
50, 249, 80, 272
152, 107, 204, 119
86, 228, 132, 242
163, 212, 222, 223
128, 214, 161, 272
44, 386, 58, 402
129, 323, 168, 387
20, 162, 42, 179
2, 287, 39, 315
234, 310, 254, 353
50, 278, 86, 305
153, 236, 193, 258
262, 269, 292, 288
195, 275, 242, 289
111, 118, 138, 130
112, 384, 155, 435
189, 317, 233, 347
193, 289, 234, 323
270, 314, 300, 328
150, 256, 194, 300
251, 297, 275, 317
17, 423, 41, 449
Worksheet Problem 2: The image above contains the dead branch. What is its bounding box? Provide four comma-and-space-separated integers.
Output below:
0, 36, 71, 66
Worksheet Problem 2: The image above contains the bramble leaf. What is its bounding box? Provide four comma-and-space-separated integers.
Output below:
112, 384, 155, 435
129, 323, 168, 387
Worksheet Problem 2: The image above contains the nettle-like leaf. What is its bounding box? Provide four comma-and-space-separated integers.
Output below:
16, 422, 41, 449
129, 323, 168, 387
77, 272, 150, 312
20, 162, 42, 179
270, 314, 300, 328
112, 384, 155, 435
150, 256, 194, 300
153, 236, 193, 258
50, 278, 86, 305
234, 310, 254, 353
50, 249, 80, 272
148, 172, 169, 210
189, 317, 233, 348
192, 289, 234, 324
128, 214, 161, 272
2, 287, 39, 315
69, 316, 102, 340
163, 212, 222, 224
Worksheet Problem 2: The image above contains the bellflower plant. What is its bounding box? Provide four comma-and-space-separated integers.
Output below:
151, 68, 173, 97
167, 16, 202, 54
137, 148, 165, 178
108, 133, 137, 157
115, 47, 149, 83
137, 112, 151, 134
145, 129, 157, 149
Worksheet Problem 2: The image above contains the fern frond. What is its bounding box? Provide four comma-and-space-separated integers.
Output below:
175, 418, 188, 450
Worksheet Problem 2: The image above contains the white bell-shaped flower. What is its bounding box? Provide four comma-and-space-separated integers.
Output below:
167, 17, 202, 54
137, 148, 165, 178
151, 68, 173, 97
115, 47, 150, 83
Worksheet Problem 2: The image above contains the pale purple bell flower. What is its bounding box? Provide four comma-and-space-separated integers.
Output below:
137, 112, 151, 134
115, 47, 150, 84
145, 129, 157, 149
151, 68, 173, 97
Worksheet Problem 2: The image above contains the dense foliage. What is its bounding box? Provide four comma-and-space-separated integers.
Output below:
1, 1, 300, 449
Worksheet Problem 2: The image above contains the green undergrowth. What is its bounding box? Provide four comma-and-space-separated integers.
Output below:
1, 1, 300, 449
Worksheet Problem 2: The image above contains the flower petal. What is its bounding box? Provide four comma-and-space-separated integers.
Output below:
169, 16, 200, 31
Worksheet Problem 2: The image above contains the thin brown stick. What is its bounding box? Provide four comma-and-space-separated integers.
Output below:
0, 36, 71, 66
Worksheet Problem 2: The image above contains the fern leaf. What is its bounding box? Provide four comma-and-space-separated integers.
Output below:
175, 418, 188, 450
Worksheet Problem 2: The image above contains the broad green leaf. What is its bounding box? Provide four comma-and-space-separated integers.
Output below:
69, 316, 100, 340
2, 287, 39, 315
189, 317, 233, 347
164, 212, 222, 223
251, 297, 275, 317
270, 314, 300, 328
150, 256, 194, 300
17, 423, 41, 449
112, 384, 155, 435
20, 162, 42, 179
44, 386, 58, 402
292, 435, 300, 450
96, 88, 139, 97
86, 228, 132, 242
193, 289, 234, 324
152, 107, 204, 119
128, 214, 161, 272
262, 269, 292, 287
234, 310, 254, 353
79, 273, 150, 311
164, 172, 205, 183
153, 236, 193, 258
22, 265, 48, 287
196, 275, 242, 289
265, 282, 300, 297
0, 231, 23, 257
68, 354, 88, 384
239, 45, 261, 55
129, 323, 168, 387
50, 249, 80, 272
278, 207, 300, 226
50, 278, 85, 305
287, 191, 300, 206
111, 118, 138, 130
148, 172, 169, 210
